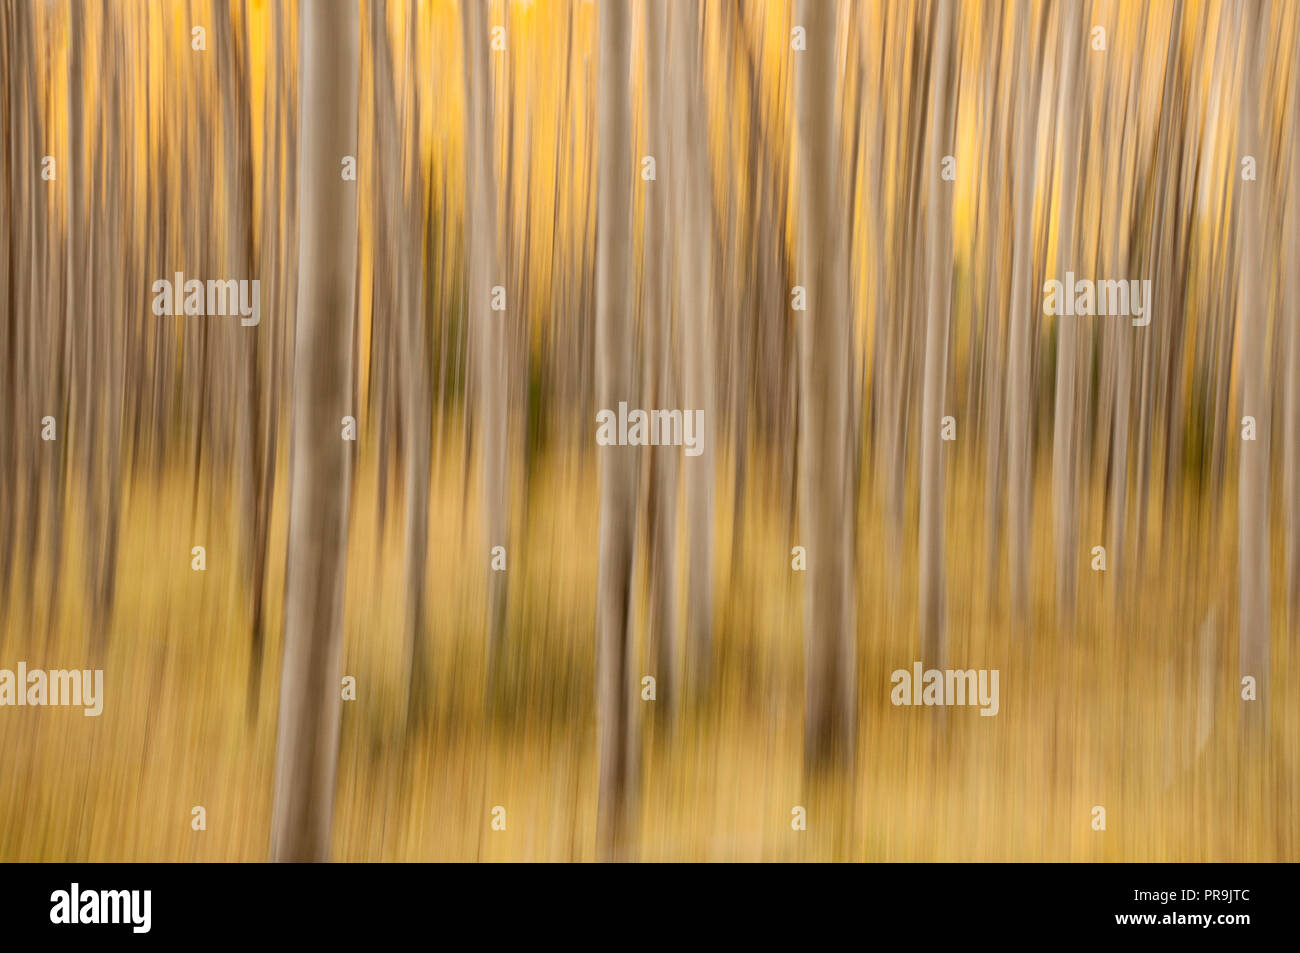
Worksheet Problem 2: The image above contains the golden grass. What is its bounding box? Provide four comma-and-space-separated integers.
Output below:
1, 437, 1295, 861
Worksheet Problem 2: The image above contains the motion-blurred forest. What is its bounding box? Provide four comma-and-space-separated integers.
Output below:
1, 0, 1297, 861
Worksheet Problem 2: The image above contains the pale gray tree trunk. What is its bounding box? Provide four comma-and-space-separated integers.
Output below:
1005, 0, 1040, 622
595, 0, 639, 859
669, 0, 715, 698
461, 0, 508, 684
1237, 1, 1269, 736
642, 0, 679, 723
980, 0, 1008, 584
919, 0, 953, 667
270, 0, 359, 862
794, 0, 856, 772
49, 0, 84, 646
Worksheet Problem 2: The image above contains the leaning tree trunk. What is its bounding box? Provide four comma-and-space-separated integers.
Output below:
270, 0, 359, 862
594, 0, 638, 861
794, 0, 856, 773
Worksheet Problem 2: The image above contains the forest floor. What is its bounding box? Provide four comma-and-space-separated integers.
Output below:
1, 441, 1295, 861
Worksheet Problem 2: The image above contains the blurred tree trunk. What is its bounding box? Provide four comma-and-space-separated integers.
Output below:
461, 0, 508, 688
368, 0, 400, 580
372, 0, 432, 718
642, 0, 678, 723
12, 0, 50, 628
95, 14, 126, 653
794, 0, 856, 773
919, 0, 953, 667
980, 0, 1008, 585
0, 0, 16, 621
1236, 1, 1269, 736
270, 0, 359, 862
250, 0, 286, 720
214, 1, 268, 717
1133, 3, 1187, 573
49, 0, 84, 649
1106, 5, 1152, 602
1141, 0, 1186, 577
595, 0, 638, 861
670, 0, 715, 697
78, 2, 107, 656
400, 3, 431, 715
874, 11, 909, 580
1051, 0, 1082, 630
1006, 0, 1040, 622
1287, 10, 1300, 626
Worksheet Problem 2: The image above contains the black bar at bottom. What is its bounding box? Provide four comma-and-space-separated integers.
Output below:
0, 861, 1275, 941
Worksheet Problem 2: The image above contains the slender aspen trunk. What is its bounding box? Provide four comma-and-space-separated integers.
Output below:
670, 0, 715, 697
980, 0, 1008, 585
794, 0, 856, 773
1006, 0, 1039, 622
643, 0, 678, 722
270, 0, 359, 862
594, 0, 638, 860
1052, 0, 1082, 630
461, 0, 508, 685
1286, 10, 1300, 624
1236, 1, 1269, 736
919, 0, 953, 667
